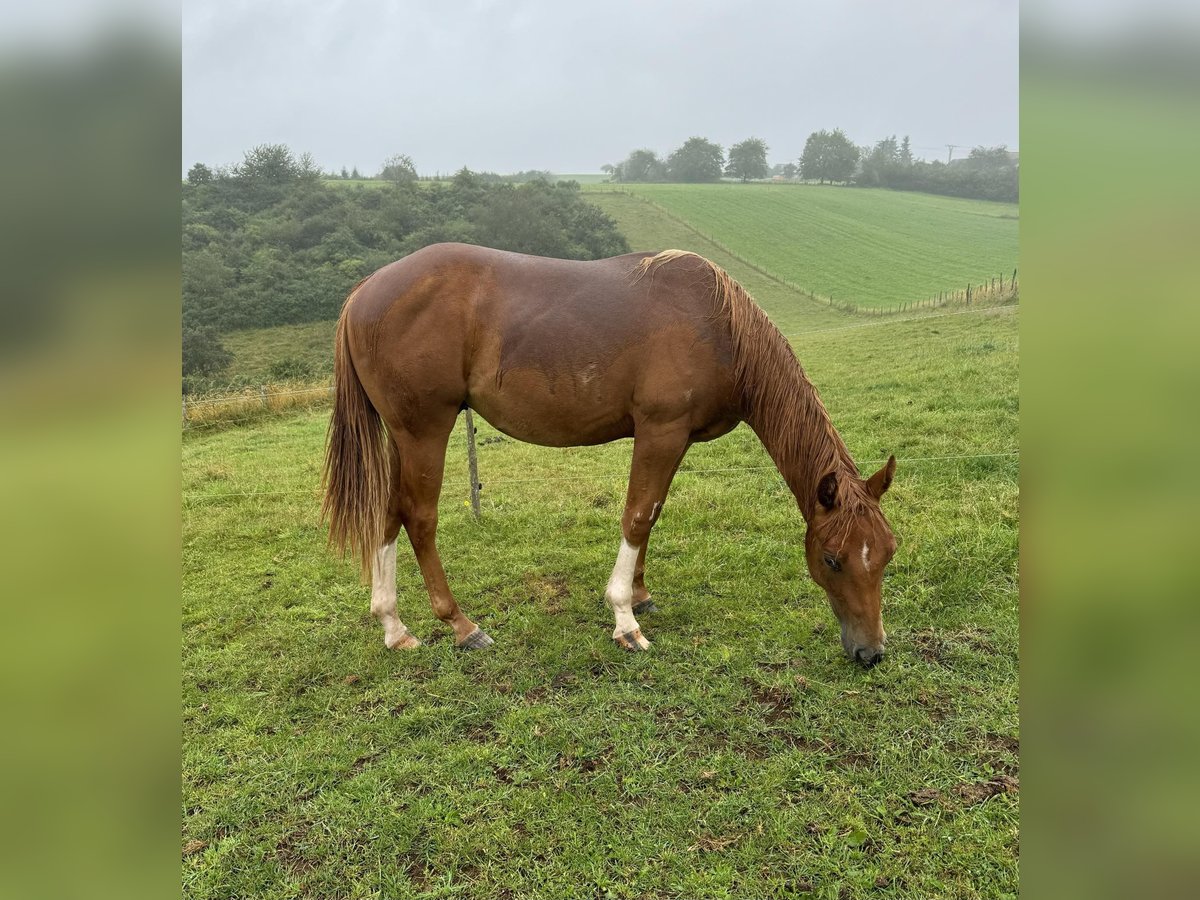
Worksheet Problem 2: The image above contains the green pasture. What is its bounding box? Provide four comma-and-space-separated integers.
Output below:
188, 179, 1018, 897
584, 183, 1017, 310
184, 301, 1018, 898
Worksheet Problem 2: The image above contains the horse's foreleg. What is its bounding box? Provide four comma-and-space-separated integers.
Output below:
608, 426, 690, 651
396, 422, 492, 650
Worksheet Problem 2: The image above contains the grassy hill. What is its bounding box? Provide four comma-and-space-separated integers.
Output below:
585, 183, 1017, 309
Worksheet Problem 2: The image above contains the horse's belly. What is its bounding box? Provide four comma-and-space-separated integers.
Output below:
467, 366, 636, 447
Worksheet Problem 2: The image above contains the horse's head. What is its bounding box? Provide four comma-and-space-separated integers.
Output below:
804, 456, 897, 667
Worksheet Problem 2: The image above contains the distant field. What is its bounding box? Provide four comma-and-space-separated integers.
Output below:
222, 321, 337, 384
551, 173, 609, 184
584, 183, 1017, 309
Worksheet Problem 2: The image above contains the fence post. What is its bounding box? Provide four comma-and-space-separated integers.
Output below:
465, 409, 482, 520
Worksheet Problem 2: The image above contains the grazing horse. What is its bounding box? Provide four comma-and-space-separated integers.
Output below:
323, 244, 897, 666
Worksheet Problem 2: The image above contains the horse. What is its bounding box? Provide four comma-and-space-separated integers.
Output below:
322, 243, 897, 666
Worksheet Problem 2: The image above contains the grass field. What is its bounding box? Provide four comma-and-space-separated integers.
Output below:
184, 287, 1018, 898
583, 184, 1017, 310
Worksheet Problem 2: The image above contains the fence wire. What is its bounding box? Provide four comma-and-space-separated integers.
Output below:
183, 450, 1018, 506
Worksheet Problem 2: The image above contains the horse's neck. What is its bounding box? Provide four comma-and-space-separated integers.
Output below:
743, 363, 855, 522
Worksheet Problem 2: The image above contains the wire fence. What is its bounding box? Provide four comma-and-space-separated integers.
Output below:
183, 449, 1018, 507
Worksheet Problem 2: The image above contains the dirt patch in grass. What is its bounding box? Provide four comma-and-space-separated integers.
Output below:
908, 787, 943, 807
987, 732, 1020, 755
746, 682, 795, 722
275, 825, 318, 874
907, 774, 1018, 811
955, 774, 1019, 805
402, 852, 430, 890
911, 627, 997, 665
523, 573, 571, 613
351, 749, 384, 772
465, 722, 500, 743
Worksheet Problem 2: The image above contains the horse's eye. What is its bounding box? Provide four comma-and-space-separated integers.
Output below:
823, 552, 842, 572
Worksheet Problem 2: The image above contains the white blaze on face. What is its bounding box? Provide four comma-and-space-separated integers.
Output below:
606, 537, 649, 647
371, 540, 410, 647
861, 541, 871, 572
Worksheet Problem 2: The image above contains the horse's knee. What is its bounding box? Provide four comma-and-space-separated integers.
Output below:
622, 502, 662, 546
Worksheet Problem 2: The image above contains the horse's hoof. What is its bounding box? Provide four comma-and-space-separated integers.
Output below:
457, 628, 495, 651
632, 599, 659, 615
614, 629, 651, 652
386, 631, 422, 650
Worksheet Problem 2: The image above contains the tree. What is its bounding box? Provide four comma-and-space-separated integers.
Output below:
182, 325, 232, 378
667, 137, 724, 183
899, 135, 913, 167
964, 145, 1014, 170
858, 135, 900, 187
725, 137, 770, 181
340, 166, 350, 179
187, 162, 213, 184
798, 129, 859, 184
379, 153, 418, 184
350, 165, 362, 179
608, 148, 666, 183
782, 162, 798, 179
235, 144, 303, 182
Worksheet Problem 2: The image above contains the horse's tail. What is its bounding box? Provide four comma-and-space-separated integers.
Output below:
321, 281, 390, 579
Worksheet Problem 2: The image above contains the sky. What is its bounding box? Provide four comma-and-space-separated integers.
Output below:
182, 0, 1020, 175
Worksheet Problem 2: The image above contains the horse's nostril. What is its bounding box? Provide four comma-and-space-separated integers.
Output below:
856, 648, 883, 668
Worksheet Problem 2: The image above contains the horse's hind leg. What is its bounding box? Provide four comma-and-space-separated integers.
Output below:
372, 440, 421, 650
394, 416, 492, 650
608, 425, 690, 651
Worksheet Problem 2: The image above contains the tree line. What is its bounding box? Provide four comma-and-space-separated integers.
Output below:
183, 144, 628, 386
332, 152, 555, 186
604, 131, 1017, 202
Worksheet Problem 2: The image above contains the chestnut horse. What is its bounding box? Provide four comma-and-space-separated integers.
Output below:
323, 244, 897, 665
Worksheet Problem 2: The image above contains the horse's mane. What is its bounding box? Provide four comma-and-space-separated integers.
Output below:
635, 250, 876, 529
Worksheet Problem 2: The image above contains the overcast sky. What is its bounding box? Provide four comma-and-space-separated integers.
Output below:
183, 0, 1018, 175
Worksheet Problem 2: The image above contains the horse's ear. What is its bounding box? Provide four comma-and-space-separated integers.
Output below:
866, 455, 896, 499
817, 470, 839, 510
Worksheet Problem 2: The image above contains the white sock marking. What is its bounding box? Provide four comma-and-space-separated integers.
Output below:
606, 537, 648, 647
371, 541, 410, 647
